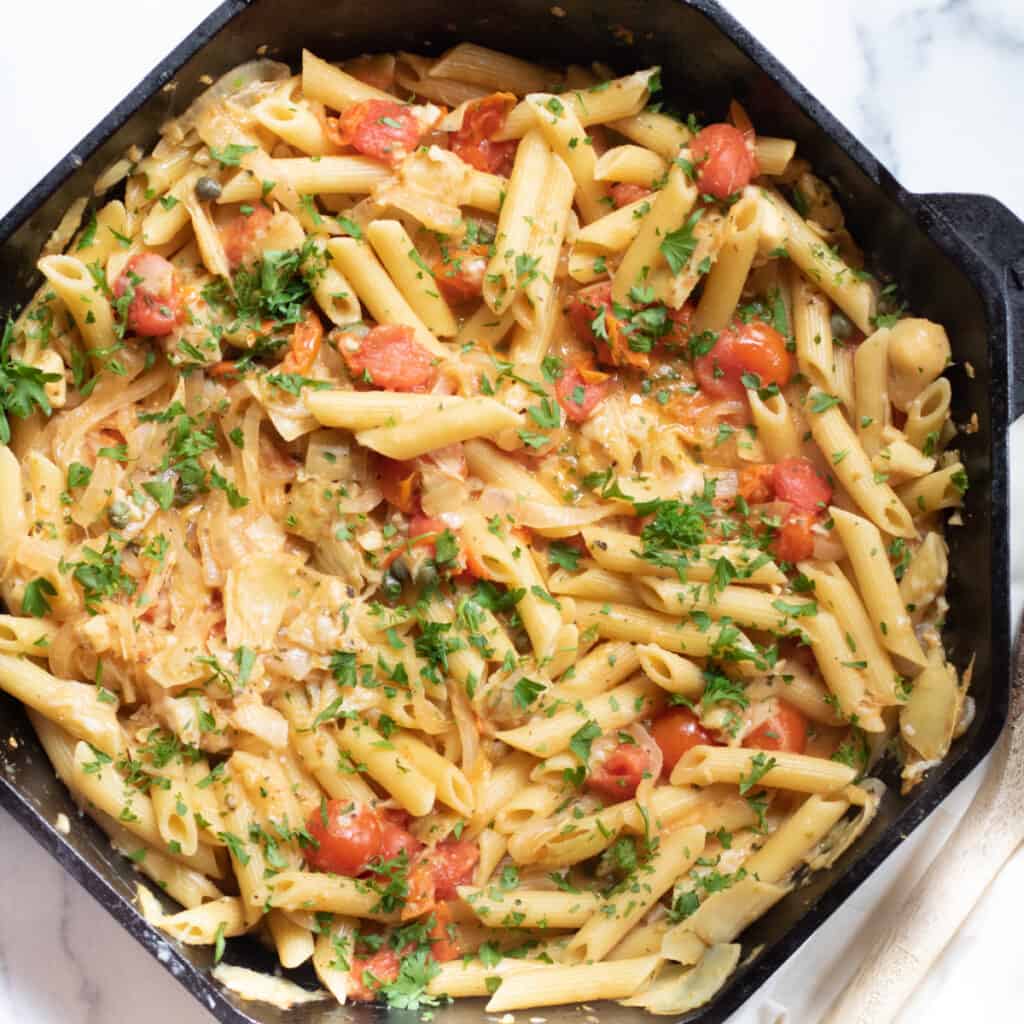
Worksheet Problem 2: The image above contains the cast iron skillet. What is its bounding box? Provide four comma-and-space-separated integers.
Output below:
1, 2, 1023, 1021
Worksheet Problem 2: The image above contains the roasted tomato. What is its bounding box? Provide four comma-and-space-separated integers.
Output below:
113, 253, 182, 337
281, 308, 324, 374
690, 123, 759, 199
342, 324, 437, 392
586, 742, 655, 801
451, 93, 518, 176
694, 320, 792, 401
304, 800, 382, 876
744, 701, 808, 754
609, 182, 652, 208
427, 902, 461, 963
555, 366, 609, 423
738, 464, 776, 505
334, 99, 424, 164
430, 839, 479, 900
772, 457, 832, 512
377, 458, 420, 514
566, 282, 646, 370
432, 242, 489, 305
772, 510, 816, 563
348, 947, 400, 1002
220, 204, 273, 269
651, 708, 715, 776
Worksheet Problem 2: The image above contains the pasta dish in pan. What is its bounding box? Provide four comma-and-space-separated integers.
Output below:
0, 42, 969, 1015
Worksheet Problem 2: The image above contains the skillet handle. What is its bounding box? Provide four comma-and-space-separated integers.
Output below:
913, 192, 1024, 420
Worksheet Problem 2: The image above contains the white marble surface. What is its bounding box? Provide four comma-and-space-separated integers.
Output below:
1, 1, 1023, 1021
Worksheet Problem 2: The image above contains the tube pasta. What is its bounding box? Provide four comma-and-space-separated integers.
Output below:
37, 255, 115, 356
326, 236, 447, 356
482, 129, 550, 313
830, 507, 928, 670
594, 145, 668, 184
484, 956, 661, 1012
3, 44, 969, 1019
526, 94, 606, 223
568, 825, 706, 962
671, 745, 857, 794
459, 886, 601, 929
612, 162, 697, 304
495, 677, 661, 757
758, 188, 877, 333
496, 69, 658, 141
582, 527, 785, 585
365, 220, 458, 337
693, 190, 761, 332
355, 398, 521, 460
896, 462, 967, 514
335, 718, 436, 816
806, 387, 916, 538
0, 653, 122, 756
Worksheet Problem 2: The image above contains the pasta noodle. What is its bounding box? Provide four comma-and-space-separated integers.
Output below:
0, 43, 964, 1018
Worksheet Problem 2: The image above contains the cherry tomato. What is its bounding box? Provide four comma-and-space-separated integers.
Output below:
565, 282, 648, 370
377, 458, 420, 515
342, 324, 437, 392
377, 816, 423, 864
402, 856, 437, 920
281, 308, 324, 374
335, 99, 423, 165
738, 464, 775, 505
772, 511, 816, 563
114, 253, 181, 337
305, 800, 382, 876
694, 320, 792, 401
744, 701, 808, 754
555, 366, 609, 423
431, 839, 479, 900
651, 708, 715, 776
348, 947, 400, 1002
691, 123, 759, 199
586, 742, 654, 802
772, 457, 832, 512
451, 93, 518, 175
220, 205, 273, 269
428, 902, 461, 963
432, 243, 489, 304
408, 514, 446, 545
664, 302, 697, 350
609, 183, 652, 208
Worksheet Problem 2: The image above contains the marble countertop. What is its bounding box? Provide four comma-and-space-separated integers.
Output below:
1, 1, 1022, 1021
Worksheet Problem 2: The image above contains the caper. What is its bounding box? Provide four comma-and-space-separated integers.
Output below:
108, 500, 132, 530
415, 562, 438, 590
830, 311, 853, 340
195, 176, 222, 201
389, 558, 411, 584
381, 571, 403, 602
512, 630, 533, 655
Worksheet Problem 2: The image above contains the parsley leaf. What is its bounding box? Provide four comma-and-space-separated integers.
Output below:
548, 541, 581, 572
0, 319, 61, 443
739, 751, 778, 794
208, 144, 256, 167
22, 577, 56, 617
660, 208, 704, 274
513, 677, 545, 710
569, 720, 602, 765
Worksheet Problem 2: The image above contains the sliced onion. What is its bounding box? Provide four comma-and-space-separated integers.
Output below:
477, 486, 617, 532
162, 59, 291, 142
709, 468, 738, 502
811, 529, 845, 562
